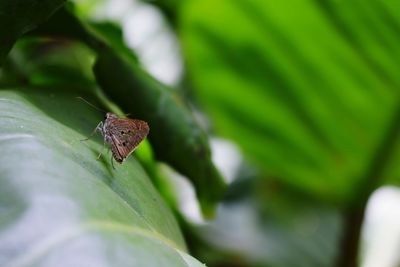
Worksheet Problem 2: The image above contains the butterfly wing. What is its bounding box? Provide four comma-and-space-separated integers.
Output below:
107, 118, 149, 163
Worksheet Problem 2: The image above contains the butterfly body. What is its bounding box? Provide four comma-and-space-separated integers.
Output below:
89, 112, 149, 166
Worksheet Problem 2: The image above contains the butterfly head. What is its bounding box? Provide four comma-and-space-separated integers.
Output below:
105, 112, 118, 120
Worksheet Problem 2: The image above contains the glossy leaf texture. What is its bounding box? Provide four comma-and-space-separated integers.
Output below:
0, 87, 205, 267
180, 0, 400, 205
0, 0, 65, 65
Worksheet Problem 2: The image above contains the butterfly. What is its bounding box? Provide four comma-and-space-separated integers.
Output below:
82, 112, 149, 169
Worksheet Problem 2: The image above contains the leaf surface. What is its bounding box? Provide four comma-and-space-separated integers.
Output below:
0, 88, 204, 267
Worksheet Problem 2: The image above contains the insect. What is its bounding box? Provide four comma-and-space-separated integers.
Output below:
82, 112, 149, 169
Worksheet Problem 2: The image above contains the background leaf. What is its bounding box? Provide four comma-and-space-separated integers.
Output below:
179, 0, 399, 205
0, 0, 65, 65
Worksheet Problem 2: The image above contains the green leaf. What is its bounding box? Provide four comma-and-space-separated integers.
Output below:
30, 7, 226, 218
1, 38, 96, 88
0, 87, 204, 266
88, 21, 139, 64
180, 0, 400, 205
0, 0, 65, 65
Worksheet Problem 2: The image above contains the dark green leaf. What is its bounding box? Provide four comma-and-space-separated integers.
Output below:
0, 0, 65, 65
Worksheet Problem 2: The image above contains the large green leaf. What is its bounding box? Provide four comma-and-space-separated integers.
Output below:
0, 87, 204, 266
0, 0, 65, 65
180, 0, 400, 205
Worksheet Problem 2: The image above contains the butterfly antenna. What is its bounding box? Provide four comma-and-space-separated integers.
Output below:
76, 97, 107, 113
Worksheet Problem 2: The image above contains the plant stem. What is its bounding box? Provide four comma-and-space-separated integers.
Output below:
336, 204, 366, 267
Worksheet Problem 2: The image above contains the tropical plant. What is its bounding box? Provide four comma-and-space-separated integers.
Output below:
1, 1, 399, 267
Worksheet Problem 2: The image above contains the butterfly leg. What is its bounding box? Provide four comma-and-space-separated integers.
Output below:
110, 153, 115, 170
97, 138, 106, 160
81, 122, 104, 141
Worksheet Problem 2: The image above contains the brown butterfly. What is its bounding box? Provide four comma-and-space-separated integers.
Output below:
82, 112, 149, 169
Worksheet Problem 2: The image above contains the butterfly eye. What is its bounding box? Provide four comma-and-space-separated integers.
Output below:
122, 142, 126, 146
121, 131, 124, 134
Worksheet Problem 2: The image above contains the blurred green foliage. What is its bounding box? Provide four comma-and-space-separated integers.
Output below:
0, 0, 65, 66
180, 0, 400, 204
